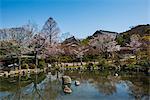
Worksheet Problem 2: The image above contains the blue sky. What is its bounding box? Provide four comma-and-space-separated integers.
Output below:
0, 0, 149, 38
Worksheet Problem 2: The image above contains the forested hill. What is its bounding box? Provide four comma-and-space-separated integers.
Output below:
120, 24, 150, 36
115, 24, 150, 46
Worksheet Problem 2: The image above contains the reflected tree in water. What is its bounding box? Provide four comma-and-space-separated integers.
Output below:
123, 75, 150, 100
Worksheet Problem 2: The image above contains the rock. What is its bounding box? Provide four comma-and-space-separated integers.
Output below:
75, 80, 80, 86
115, 73, 118, 76
63, 85, 72, 93
62, 76, 72, 84
148, 69, 150, 73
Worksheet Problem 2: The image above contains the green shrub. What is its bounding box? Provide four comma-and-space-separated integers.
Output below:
38, 59, 47, 69
115, 34, 130, 46
128, 63, 136, 69
59, 56, 73, 62
21, 63, 29, 69
126, 58, 136, 65
80, 38, 90, 46
97, 57, 110, 68
139, 60, 149, 67
83, 55, 99, 62
86, 63, 94, 70
29, 64, 36, 69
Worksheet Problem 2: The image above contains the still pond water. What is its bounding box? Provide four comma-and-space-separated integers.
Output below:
0, 70, 149, 100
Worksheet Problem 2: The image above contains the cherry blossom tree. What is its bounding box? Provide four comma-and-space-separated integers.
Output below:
89, 34, 120, 60
89, 34, 113, 54
73, 45, 89, 65
30, 17, 61, 71
129, 34, 142, 49
0, 23, 35, 71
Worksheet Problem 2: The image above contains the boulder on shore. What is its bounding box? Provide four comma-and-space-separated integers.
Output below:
75, 80, 80, 86
63, 85, 72, 94
62, 76, 72, 84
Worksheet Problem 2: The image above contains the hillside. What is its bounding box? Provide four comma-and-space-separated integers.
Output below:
121, 24, 150, 36
115, 24, 150, 46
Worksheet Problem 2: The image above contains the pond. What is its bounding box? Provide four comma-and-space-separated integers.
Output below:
0, 70, 149, 100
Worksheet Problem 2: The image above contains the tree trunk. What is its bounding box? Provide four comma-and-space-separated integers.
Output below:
49, 35, 52, 45
18, 55, 21, 74
35, 50, 38, 73
57, 71, 59, 79
73, 61, 74, 67
17, 75, 21, 99
80, 57, 83, 65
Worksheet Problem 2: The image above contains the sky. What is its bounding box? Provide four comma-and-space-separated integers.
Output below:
0, 0, 149, 38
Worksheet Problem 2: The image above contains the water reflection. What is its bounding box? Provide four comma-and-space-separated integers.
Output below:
0, 71, 149, 100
